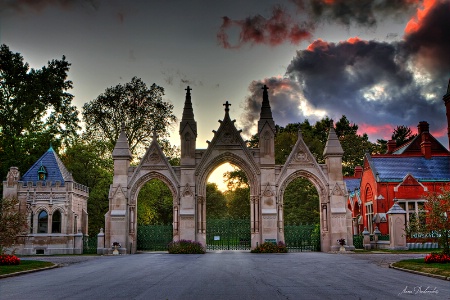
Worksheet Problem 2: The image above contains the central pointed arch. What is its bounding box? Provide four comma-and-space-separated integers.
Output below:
196, 151, 260, 197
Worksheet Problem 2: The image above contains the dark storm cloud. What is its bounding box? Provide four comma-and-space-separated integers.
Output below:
218, 0, 421, 49
240, 77, 308, 135
241, 1, 450, 138
282, 0, 450, 134
403, 0, 450, 82
0, 0, 99, 13
217, 6, 313, 49
290, 0, 420, 27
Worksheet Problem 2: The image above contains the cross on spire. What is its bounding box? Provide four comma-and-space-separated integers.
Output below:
223, 101, 231, 112
262, 85, 269, 92
152, 128, 159, 141
185, 86, 192, 95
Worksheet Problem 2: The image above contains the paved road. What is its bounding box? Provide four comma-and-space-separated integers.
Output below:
1, 252, 449, 300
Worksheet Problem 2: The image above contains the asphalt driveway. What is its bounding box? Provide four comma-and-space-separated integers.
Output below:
1, 252, 448, 300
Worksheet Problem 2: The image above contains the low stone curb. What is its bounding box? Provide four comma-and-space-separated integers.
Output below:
0, 263, 59, 279
389, 263, 450, 281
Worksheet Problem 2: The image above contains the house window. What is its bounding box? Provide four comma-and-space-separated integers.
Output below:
37, 164, 47, 181
38, 210, 48, 233
365, 202, 373, 233
398, 200, 426, 225
52, 210, 62, 233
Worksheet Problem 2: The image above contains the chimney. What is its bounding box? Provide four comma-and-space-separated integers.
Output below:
418, 121, 431, 159
387, 139, 397, 154
354, 166, 363, 178
443, 78, 450, 150
417, 121, 429, 135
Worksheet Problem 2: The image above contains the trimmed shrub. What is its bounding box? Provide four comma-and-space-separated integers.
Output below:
167, 240, 205, 254
251, 241, 288, 253
0, 254, 20, 266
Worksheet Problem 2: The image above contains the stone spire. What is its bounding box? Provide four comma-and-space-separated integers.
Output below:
323, 121, 344, 157
180, 86, 197, 164
180, 86, 197, 135
258, 85, 275, 134
112, 123, 132, 159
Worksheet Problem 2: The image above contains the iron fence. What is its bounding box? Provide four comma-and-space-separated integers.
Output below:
284, 223, 320, 252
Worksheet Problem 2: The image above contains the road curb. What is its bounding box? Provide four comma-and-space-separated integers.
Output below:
389, 263, 450, 281
0, 263, 59, 279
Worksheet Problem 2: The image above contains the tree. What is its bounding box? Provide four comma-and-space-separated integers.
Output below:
392, 125, 416, 146
82, 77, 177, 158
206, 183, 228, 219
0, 197, 27, 254
137, 179, 173, 225
335, 115, 375, 176
423, 188, 450, 254
283, 177, 320, 224
0, 44, 80, 194
61, 139, 113, 236
223, 166, 248, 191
225, 187, 250, 219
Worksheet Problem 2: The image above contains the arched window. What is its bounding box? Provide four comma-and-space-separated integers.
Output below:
38, 210, 48, 233
52, 210, 62, 233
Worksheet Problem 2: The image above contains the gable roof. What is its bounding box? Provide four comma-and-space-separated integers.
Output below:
21, 146, 73, 185
392, 133, 449, 155
368, 155, 450, 182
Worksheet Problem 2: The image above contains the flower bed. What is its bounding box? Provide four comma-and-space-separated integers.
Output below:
167, 240, 205, 254
424, 253, 450, 264
0, 254, 20, 266
251, 241, 287, 253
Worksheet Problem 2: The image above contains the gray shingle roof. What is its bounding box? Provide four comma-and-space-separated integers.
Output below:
370, 156, 450, 181
21, 146, 73, 185
344, 178, 361, 191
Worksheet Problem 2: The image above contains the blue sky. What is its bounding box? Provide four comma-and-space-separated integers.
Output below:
1, 0, 449, 152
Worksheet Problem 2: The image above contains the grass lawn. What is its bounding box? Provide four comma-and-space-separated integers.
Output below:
0, 260, 55, 276
392, 258, 450, 278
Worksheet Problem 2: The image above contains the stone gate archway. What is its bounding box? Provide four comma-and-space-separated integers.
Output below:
102, 86, 354, 254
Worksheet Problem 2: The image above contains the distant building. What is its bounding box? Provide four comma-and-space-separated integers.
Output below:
2, 146, 89, 255
345, 81, 450, 236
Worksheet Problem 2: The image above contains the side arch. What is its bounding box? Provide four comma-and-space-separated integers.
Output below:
127, 171, 180, 252
277, 169, 329, 250
129, 171, 179, 207
278, 170, 328, 204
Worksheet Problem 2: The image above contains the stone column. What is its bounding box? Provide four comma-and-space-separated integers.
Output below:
387, 201, 408, 250
97, 228, 105, 254
362, 227, 371, 250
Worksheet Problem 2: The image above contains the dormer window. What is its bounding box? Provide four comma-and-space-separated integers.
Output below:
38, 165, 47, 180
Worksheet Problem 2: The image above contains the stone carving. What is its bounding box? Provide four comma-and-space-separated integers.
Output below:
221, 131, 235, 144
331, 183, 344, 196
6, 167, 19, 187
182, 183, 193, 197
146, 149, 161, 164
262, 183, 274, 197
294, 151, 308, 162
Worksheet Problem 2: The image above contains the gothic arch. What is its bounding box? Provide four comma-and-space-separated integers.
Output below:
196, 151, 260, 197
129, 171, 179, 207
278, 170, 328, 205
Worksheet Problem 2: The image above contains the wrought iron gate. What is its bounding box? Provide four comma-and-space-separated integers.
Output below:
206, 218, 251, 250
284, 223, 320, 252
137, 224, 173, 251
83, 235, 97, 254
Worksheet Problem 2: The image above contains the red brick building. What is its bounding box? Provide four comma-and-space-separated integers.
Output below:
346, 81, 450, 236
